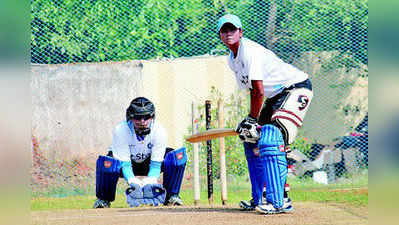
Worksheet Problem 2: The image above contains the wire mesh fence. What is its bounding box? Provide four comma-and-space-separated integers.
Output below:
31, 0, 368, 197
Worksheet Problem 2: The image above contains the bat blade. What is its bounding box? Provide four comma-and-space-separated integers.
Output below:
186, 128, 238, 143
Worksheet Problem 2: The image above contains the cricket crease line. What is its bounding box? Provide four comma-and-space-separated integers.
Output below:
33, 211, 220, 221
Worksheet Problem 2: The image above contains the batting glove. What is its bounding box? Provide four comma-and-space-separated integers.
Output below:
236, 115, 260, 143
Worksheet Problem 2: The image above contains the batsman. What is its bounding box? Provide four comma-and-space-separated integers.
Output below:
217, 14, 313, 214
94, 97, 187, 208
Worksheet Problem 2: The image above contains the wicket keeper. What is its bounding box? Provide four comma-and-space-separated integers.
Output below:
94, 97, 187, 208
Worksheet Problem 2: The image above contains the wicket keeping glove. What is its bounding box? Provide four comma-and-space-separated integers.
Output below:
125, 183, 144, 207
236, 115, 260, 143
142, 183, 166, 206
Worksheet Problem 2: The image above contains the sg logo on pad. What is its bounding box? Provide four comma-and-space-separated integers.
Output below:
104, 161, 112, 168
176, 152, 184, 160
297, 95, 309, 111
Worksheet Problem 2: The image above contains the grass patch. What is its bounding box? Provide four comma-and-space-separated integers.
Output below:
291, 188, 368, 206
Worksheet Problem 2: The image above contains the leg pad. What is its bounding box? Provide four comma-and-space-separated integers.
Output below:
96, 156, 121, 202
258, 125, 287, 208
163, 147, 187, 195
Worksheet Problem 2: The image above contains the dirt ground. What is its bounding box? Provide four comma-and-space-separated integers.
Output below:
31, 202, 367, 225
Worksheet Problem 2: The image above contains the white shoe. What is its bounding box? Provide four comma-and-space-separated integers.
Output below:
255, 203, 280, 214
282, 198, 294, 213
164, 194, 183, 206
255, 198, 294, 214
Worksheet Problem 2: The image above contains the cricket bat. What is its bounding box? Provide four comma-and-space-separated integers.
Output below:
186, 128, 238, 143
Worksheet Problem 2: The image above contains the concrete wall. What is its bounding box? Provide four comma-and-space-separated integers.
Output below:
32, 61, 145, 159
32, 56, 237, 159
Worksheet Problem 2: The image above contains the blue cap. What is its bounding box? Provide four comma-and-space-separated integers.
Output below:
217, 14, 242, 32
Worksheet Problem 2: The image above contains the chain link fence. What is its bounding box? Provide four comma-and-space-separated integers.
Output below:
31, 0, 368, 197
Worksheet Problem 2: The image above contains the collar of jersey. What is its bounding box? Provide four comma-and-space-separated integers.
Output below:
229, 38, 245, 61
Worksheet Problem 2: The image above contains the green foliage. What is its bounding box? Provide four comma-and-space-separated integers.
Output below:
31, 0, 218, 63
290, 135, 312, 158
31, 0, 368, 65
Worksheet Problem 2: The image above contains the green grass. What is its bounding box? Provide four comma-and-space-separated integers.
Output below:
31, 186, 367, 211
291, 188, 368, 206
31, 172, 368, 211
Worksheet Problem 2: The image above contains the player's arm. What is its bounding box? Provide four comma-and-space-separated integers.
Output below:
120, 161, 140, 185
147, 145, 167, 179
243, 45, 265, 119
236, 80, 264, 143
144, 126, 167, 184
113, 153, 143, 186
142, 161, 163, 186
249, 80, 264, 119
111, 126, 143, 186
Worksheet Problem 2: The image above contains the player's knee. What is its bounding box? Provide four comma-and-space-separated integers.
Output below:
272, 119, 297, 145
96, 155, 121, 176
163, 147, 187, 194
258, 125, 285, 157
270, 88, 313, 145
164, 147, 175, 156
164, 147, 187, 167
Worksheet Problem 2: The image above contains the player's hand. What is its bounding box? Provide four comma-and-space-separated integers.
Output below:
142, 176, 158, 186
142, 183, 166, 206
125, 183, 144, 207
236, 115, 260, 143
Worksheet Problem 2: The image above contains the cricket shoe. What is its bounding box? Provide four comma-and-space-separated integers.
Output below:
164, 194, 183, 206
255, 198, 294, 214
93, 199, 110, 208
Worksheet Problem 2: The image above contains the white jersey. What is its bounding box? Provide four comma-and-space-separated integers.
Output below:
109, 120, 167, 163
227, 38, 308, 98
